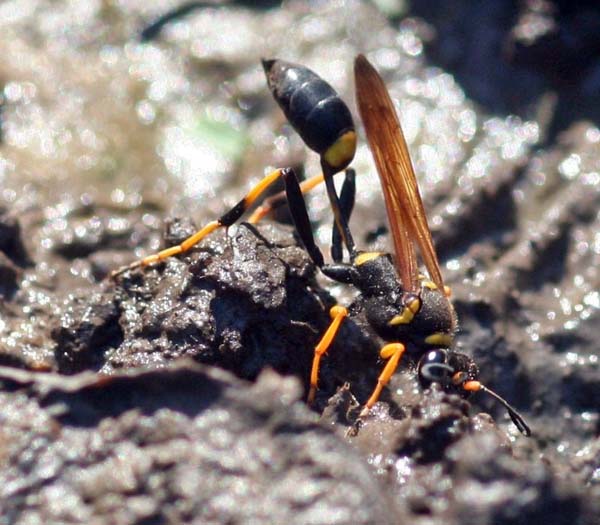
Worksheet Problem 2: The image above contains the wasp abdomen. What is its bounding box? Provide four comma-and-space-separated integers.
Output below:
262, 59, 356, 171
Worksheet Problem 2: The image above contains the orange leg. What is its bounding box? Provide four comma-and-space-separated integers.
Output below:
307, 305, 348, 405
247, 173, 325, 224
111, 168, 288, 278
360, 342, 405, 417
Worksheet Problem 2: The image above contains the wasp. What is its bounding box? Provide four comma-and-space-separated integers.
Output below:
111, 55, 530, 436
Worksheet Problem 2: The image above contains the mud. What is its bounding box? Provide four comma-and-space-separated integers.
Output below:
0, 1, 598, 524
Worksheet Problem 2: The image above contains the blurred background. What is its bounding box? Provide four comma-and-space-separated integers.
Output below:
0, 3, 599, 520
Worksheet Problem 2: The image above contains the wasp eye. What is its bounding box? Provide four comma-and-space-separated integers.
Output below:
418, 349, 452, 386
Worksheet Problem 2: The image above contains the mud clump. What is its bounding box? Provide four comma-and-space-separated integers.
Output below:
0, 208, 595, 523
0, 364, 397, 525
52, 220, 334, 381
0, 0, 599, 523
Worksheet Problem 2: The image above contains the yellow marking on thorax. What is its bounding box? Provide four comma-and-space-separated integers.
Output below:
389, 297, 421, 326
424, 333, 453, 347
419, 275, 451, 297
354, 251, 384, 266
422, 280, 438, 290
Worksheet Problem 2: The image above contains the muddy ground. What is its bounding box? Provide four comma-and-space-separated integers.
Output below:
0, 1, 598, 524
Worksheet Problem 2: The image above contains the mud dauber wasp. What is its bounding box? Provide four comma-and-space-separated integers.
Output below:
112, 55, 531, 436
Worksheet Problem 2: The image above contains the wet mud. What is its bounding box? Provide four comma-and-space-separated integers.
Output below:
0, 1, 598, 524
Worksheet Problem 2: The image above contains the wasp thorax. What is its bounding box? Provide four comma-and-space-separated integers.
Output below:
380, 284, 456, 351
415, 285, 457, 348
354, 263, 456, 351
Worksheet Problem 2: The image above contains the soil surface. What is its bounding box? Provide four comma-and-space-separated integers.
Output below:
0, 1, 598, 524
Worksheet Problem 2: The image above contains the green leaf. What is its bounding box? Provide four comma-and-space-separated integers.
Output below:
194, 115, 248, 162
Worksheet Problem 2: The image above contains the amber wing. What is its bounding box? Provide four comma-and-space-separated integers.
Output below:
354, 54, 445, 293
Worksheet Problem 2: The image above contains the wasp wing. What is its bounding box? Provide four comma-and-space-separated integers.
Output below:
354, 54, 444, 293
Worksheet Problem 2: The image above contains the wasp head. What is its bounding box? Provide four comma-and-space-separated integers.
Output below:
417, 349, 479, 397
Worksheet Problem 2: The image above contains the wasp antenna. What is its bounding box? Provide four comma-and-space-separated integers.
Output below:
464, 380, 531, 436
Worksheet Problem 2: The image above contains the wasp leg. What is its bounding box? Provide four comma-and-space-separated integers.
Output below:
360, 343, 406, 417
282, 168, 359, 286
140, 2, 206, 41
281, 167, 326, 268
247, 173, 325, 224
331, 168, 356, 263
111, 168, 292, 278
247, 166, 356, 263
323, 163, 357, 260
307, 305, 348, 405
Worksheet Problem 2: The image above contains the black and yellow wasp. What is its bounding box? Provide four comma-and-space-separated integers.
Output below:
112, 55, 530, 436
